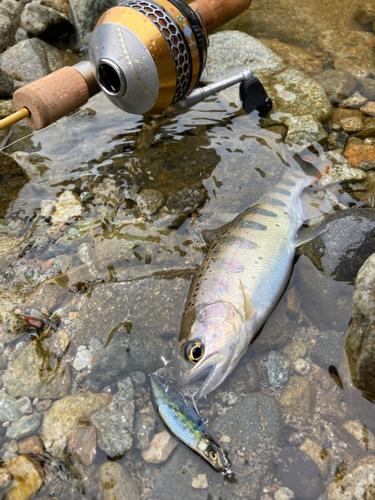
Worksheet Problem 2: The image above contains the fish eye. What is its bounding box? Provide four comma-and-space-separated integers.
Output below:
184, 341, 204, 363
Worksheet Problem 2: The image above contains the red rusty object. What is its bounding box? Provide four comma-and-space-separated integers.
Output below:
24, 316, 43, 330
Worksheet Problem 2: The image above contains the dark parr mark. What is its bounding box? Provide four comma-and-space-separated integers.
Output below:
266, 197, 287, 207
272, 187, 291, 196
236, 220, 267, 230
248, 205, 277, 217
219, 235, 258, 249
282, 179, 296, 186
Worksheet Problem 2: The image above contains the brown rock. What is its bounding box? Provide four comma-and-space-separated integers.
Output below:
318, 390, 345, 424
0, 468, 11, 488
340, 420, 375, 455
17, 436, 44, 457
283, 340, 308, 361
313, 367, 334, 390
35, 399, 52, 412
344, 138, 375, 167
2, 455, 44, 500
285, 286, 301, 318
41, 0, 69, 16
141, 431, 177, 464
361, 101, 375, 117
260, 39, 323, 75
325, 455, 375, 500
0, 312, 29, 343
68, 422, 97, 466
340, 116, 364, 133
331, 108, 363, 126
280, 376, 317, 423
99, 462, 140, 500
300, 438, 329, 479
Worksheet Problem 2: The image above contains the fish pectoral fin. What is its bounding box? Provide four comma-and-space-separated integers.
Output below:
239, 279, 256, 320
294, 223, 327, 248
299, 191, 334, 221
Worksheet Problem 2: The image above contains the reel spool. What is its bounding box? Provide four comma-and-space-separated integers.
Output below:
0, 0, 272, 131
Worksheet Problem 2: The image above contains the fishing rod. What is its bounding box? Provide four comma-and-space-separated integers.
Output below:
0, 0, 272, 132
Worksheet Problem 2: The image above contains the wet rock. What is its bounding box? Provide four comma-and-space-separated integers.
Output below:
309, 330, 345, 369
0, 0, 23, 51
325, 455, 375, 500
81, 277, 190, 386
167, 185, 207, 216
318, 390, 345, 424
345, 253, 375, 399
68, 421, 97, 465
314, 70, 357, 104
219, 0, 361, 49
354, 3, 375, 30
21, 1, 68, 36
2, 455, 44, 500
6, 412, 42, 440
219, 357, 260, 394
0, 441, 18, 462
17, 436, 44, 457
0, 99, 15, 120
99, 461, 140, 500
357, 77, 375, 102
285, 286, 301, 318
40, 391, 111, 458
135, 189, 166, 217
318, 164, 366, 188
0, 468, 11, 489
0, 312, 29, 344
4, 339, 71, 399
141, 430, 177, 464
340, 92, 368, 109
341, 116, 364, 133
90, 378, 134, 458
202, 31, 284, 84
51, 191, 83, 224
259, 39, 322, 76
280, 376, 316, 424
69, 0, 117, 48
293, 358, 310, 376
350, 170, 375, 207
335, 46, 375, 76
299, 438, 329, 479
34, 399, 51, 412
332, 107, 363, 126
318, 30, 373, 60
312, 367, 334, 390
275, 487, 295, 500
285, 114, 328, 152
339, 420, 375, 455
267, 350, 290, 390
277, 447, 323, 500
0, 152, 29, 220
0, 392, 21, 422
0, 38, 79, 83
0, 68, 13, 97
192, 474, 208, 489
41, 0, 69, 16
72, 347, 92, 372
361, 101, 375, 117
264, 69, 332, 123
151, 393, 282, 500
283, 341, 308, 361
134, 413, 155, 450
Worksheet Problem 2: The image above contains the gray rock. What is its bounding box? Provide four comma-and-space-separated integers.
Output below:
167, 185, 207, 216
151, 393, 282, 500
325, 455, 375, 500
317, 30, 373, 60
0, 38, 79, 83
277, 447, 323, 500
317, 164, 366, 188
335, 45, 375, 77
0, 440, 18, 462
280, 376, 317, 425
267, 351, 291, 390
99, 462, 140, 500
0, 312, 29, 343
5, 412, 41, 439
263, 69, 332, 123
309, 330, 345, 370
314, 70, 357, 104
0, 152, 29, 220
357, 77, 375, 102
21, 1, 68, 36
14, 396, 32, 415
134, 413, 155, 450
285, 114, 328, 152
135, 189, 166, 217
0, 68, 12, 97
69, 0, 118, 48
0, 392, 21, 422
14, 27, 29, 43
0, 0, 23, 51
91, 378, 134, 457
345, 253, 375, 399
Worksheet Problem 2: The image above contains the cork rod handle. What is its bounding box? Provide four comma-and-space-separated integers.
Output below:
190, 0, 251, 33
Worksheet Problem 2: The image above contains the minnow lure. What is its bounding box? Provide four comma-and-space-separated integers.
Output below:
150, 373, 232, 474
175, 148, 331, 399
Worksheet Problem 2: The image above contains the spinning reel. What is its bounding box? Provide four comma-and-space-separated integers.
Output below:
0, 0, 272, 131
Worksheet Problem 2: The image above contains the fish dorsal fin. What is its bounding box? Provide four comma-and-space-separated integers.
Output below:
202, 220, 234, 245
294, 223, 327, 247
239, 279, 256, 320
300, 191, 334, 221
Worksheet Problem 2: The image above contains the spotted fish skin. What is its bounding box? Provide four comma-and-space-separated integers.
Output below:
150, 374, 230, 472
175, 157, 330, 399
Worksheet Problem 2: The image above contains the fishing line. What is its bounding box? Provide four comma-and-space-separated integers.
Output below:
0, 93, 105, 153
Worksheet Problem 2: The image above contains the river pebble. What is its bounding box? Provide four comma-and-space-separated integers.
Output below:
14, 397, 32, 416
318, 164, 366, 188
293, 358, 310, 376
2, 455, 44, 500
51, 191, 83, 224
285, 286, 301, 318
135, 189, 166, 217
283, 341, 308, 361
134, 413, 155, 450
0, 392, 21, 422
99, 461, 140, 500
6, 412, 41, 440
21, 1, 68, 36
299, 438, 329, 479
260, 39, 322, 76
267, 350, 291, 390
0, 68, 13, 98
90, 377, 134, 458
40, 391, 111, 458
141, 430, 177, 464
192, 474, 208, 489
17, 435, 44, 457
277, 447, 323, 500
318, 390, 345, 425
0, 441, 17, 462
361, 101, 375, 117
0, 468, 11, 489
285, 114, 328, 152
72, 346, 92, 372
0, 312, 29, 343
325, 455, 375, 500
167, 184, 207, 216
274, 487, 295, 500
339, 420, 375, 455
339, 92, 368, 109
314, 70, 357, 104
280, 376, 316, 425
340, 116, 364, 133
68, 422, 97, 465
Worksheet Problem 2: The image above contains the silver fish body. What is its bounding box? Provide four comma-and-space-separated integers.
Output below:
175, 156, 330, 398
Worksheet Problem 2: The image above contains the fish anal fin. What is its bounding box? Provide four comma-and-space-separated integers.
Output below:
300, 191, 333, 221
294, 224, 327, 247
202, 220, 233, 245
239, 279, 256, 320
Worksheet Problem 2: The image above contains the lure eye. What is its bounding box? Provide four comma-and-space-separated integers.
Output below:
184, 341, 204, 363
208, 451, 218, 461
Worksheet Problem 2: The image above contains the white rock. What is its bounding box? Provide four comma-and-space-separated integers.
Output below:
192, 474, 208, 489
40, 199, 55, 217
141, 431, 177, 464
318, 164, 367, 189
293, 358, 310, 375
275, 486, 295, 500
51, 191, 83, 223
72, 348, 92, 371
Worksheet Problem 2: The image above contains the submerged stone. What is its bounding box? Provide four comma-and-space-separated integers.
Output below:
285, 114, 328, 152
0, 312, 29, 344
267, 350, 290, 390
260, 39, 322, 76
99, 462, 140, 500
2, 455, 44, 500
141, 430, 177, 464
325, 455, 375, 500
5, 412, 42, 440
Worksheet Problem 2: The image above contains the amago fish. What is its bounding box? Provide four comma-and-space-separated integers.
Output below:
175, 150, 331, 399
150, 373, 232, 474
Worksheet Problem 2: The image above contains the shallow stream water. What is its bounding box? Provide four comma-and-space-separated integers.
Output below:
0, 1, 375, 499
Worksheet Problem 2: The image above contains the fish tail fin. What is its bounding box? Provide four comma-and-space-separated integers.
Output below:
287, 143, 331, 182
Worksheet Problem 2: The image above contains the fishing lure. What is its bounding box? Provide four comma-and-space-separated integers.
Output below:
150, 373, 232, 475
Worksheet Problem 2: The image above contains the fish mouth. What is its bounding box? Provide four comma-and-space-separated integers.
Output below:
176, 351, 232, 399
